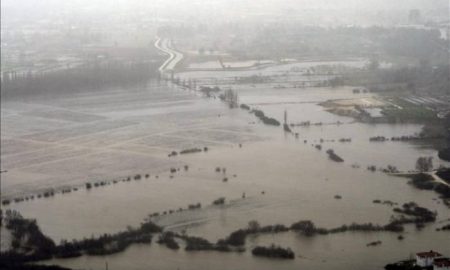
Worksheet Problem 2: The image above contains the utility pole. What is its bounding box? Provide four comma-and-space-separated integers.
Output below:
284, 109, 288, 125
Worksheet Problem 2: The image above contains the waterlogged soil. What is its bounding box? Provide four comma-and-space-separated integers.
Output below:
2, 75, 450, 270
1, 83, 257, 197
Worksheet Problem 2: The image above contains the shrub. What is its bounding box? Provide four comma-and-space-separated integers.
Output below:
158, 232, 179, 250
2, 199, 11, 206
438, 148, 450, 162
212, 197, 225, 205
180, 148, 202, 154
224, 229, 247, 246
184, 236, 214, 251
326, 149, 344, 162
252, 245, 295, 259
251, 109, 280, 126
291, 220, 316, 236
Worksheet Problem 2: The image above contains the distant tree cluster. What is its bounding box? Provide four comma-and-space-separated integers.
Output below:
2, 210, 56, 262
1, 59, 161, 99
1, 210, 163, 264
335, 64, 450, 96
228, 25, 447, 65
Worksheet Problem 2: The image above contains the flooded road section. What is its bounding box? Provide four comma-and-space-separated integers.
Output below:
2, 64, 449, 269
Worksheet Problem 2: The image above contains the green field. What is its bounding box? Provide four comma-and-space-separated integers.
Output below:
382, 97, 439, 123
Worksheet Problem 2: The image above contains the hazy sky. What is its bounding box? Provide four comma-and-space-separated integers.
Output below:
3, 0, 448, 15
2, 0, 449, 28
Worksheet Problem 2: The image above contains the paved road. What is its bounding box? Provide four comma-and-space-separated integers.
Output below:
431, 171, 450, 187
154, 37, 184, 74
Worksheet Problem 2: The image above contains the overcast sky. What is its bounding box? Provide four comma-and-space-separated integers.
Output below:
2, 0, 449, 27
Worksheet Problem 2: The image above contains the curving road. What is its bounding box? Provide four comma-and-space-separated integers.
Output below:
154, 37, 184, 75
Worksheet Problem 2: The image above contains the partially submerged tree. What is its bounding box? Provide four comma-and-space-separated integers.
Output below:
415, 156, 433, 172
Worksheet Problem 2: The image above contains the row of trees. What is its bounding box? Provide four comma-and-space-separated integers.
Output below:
333, 64, 450, 96
217, 201, 437, 248
232, 26, 447, 64
251, 109, 280, 126
2, 198, 440, 266
219, 89, 239, 108
2, 60, 161, 99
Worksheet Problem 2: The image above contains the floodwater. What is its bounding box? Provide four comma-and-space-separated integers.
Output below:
177, 59, 369, 82
187, 60, 275, 69
2, 62, 450, 269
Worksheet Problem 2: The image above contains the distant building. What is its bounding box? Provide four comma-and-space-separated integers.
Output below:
416, 251, 442, 267
434, 258, 450, 270
409, 9, 421, 24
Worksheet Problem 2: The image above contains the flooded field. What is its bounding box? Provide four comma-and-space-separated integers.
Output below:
176, 59, 369, 85
187, 60, 275, 69
3, 0, 450, 269
1, 83, 255, 197
2, 66, 450, 269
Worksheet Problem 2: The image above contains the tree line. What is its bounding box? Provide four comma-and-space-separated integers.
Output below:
1, 59, 162, 99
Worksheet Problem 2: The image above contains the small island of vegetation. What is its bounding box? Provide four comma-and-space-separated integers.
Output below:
251, 245, 295, 259
326, 149, 344, 162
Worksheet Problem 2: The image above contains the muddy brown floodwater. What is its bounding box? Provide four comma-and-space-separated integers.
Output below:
1, 64, 449, 269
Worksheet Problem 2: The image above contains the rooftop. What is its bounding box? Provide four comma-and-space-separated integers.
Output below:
416, 251, 442, 258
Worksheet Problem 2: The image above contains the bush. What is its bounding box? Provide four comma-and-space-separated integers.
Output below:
291, 220, 316, 236
140, 221, 163, 233
188, 203, 201, 210
415, 157, 433, 172
213, 197, 225, 205
158, 232, 179, 250
184, 236, 214, 251
180, 148, 202, 154
326, 149, 344, 162
436, 168, 450, 183
410, 173, 450, 198
5, 210, 56, 256
438, 148, 450, 161
251, 109, 281, 126
252, 245, 295, 259
2, 199, 11, 206
224, 229, 247, 246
